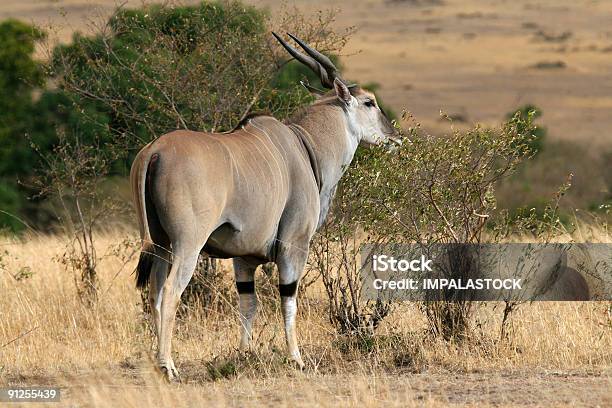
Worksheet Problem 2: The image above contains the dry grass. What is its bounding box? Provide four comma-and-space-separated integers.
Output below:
1, 228, 610, 407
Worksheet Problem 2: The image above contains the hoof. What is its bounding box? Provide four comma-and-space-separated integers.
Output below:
159, 365, 180, 383
238, 344, 252, 353
289, 355, 305, 371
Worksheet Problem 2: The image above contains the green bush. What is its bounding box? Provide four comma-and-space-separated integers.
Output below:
49, 1, 344, 149
0, 20, 45, 231
0, 1, 350, 231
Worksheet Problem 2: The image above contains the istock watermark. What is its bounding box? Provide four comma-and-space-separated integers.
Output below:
361, 244, 612, 302
372, 254, 433, 272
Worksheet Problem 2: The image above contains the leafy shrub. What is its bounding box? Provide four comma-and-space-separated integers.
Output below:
505, 104, 546, 155
313, 111, 538, 339
0, 20, 45, 231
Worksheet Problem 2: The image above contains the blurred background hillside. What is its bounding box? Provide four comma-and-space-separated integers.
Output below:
0, 0, 610, 232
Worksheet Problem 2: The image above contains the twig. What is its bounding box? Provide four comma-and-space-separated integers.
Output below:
428, 183, 459, 242
101, 248, 138, 298
0, 210, 42, 238
233, 84, 266, 129
1, 326, 39, 349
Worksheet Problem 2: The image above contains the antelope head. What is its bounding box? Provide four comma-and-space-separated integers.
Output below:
273, 32, 400, 147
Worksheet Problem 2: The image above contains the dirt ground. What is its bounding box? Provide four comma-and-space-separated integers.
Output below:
1, 0, 611, 149
6, 368, 612, 407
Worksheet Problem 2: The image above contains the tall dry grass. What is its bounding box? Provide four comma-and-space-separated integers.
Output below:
0, 227, 610, 407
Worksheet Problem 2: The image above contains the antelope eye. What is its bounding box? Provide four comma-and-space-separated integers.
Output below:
364, 100, 375, 108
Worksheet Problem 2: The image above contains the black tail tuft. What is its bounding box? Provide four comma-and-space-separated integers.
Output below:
136, 248, 155, 289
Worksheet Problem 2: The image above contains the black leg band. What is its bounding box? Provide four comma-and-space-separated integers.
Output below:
236, 281, 255, 294
278, 281, 298, 297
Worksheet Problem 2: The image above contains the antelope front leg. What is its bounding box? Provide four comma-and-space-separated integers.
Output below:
277, 252, 307, 369
280, 285, 303, 368
233, 258, 259, 350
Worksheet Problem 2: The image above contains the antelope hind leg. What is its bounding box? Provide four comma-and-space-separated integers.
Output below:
148, 251, 171, 340
157, 247, 199, 381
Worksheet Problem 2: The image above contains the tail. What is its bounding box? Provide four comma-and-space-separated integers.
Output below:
136, 247, 155, 289
131, 145, 160, 289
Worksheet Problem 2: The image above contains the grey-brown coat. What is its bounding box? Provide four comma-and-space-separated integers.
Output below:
131, 33, 396, 380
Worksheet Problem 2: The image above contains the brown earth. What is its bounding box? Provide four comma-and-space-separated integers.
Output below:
1, 0, 611, 148
5, 368, 611, 407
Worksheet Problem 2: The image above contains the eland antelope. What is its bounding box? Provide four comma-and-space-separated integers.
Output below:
131, 32, 397, 380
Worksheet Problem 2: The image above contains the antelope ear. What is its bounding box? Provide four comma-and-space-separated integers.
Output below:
300, 80, 326, 97
333, 77, 352, 105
